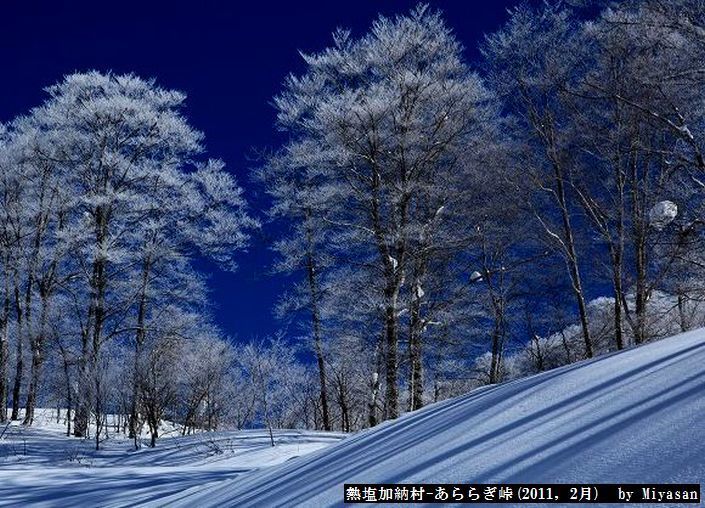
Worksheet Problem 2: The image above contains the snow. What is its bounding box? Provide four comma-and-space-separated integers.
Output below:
3, 329, 705, 507
649, 200, 678, 230
416, 284, 425, 298
155, 328, 705, 507
0, 412, 344, 507
470, 270, 483, 283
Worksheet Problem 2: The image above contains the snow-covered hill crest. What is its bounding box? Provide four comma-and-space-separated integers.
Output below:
158, 329, 705, 507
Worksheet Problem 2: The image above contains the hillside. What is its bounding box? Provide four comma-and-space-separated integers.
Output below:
154, 329, 705, 507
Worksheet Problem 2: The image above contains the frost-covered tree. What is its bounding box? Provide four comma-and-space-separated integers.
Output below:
24, 72, 256, 442
271, 5, 491, 421
583, 0, 705, 344
0, 123, 11, 423
558, 3, 705, 347
483, 4, 597, 358
258, 149, 335, 430
125, 157, 255, 441
0, 72, 255, 447
0, 117, 71, 424
236, 337, 308, 445
482, 1, 705, 351
595, 0, 705, 174
26, 73, 203, 437
177, 333, 237, 434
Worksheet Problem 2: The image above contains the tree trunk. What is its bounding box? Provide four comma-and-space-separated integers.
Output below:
369, 168, 407, 422
634, 238, 647, 344
610, 179, 626, 351
486, 278, 506, 384
76, 206, 109, 438
407, 309, 424, 411
407, 282, 423, 411
630, 153, 648, 345
130, 254, 151, 443
95, 410, 103, 450
553, 163, 594, 359
478, 234, 508, 384
10, 275, 24, 421
489, 323, 502, 384
19, 202, 49, 426
0, 273, 9, 423
368, 341, 382, 427
22, 347, 41, 426
267, 422, 275, 447
73, 341, 90, 437
23, 289, 51, 426
147, 411, 158, 448
677, 293, 688, 333
611, 256, 625, 350
10, 342, 23, 420
383, 280, 400, 420
303, 212, 330, 431
338, 381, 350, 432
59, 344, 72, 437
612, 102, 627, 351
523, 85, 594, 359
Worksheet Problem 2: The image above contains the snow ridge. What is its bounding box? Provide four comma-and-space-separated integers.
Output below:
159, 329, 705, 507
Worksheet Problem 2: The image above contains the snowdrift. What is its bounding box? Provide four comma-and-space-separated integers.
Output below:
160, 329, 705, 507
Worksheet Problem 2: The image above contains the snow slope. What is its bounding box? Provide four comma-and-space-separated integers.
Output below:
0, 419, 344, 507
156, 328, 705, 507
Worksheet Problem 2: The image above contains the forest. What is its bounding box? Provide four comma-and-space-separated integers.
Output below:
1, 0, 705, 448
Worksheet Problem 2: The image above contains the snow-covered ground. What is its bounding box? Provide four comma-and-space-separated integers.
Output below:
2, 328, 704, 507
0, 411, 344, 507
154, 328, 705, 507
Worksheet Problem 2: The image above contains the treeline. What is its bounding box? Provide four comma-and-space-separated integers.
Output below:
260, 1, 705, 432
4, 0, 705, 445
0, 73, 258, 448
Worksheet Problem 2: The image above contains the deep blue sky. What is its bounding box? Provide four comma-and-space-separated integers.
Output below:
2, 0, 517, 342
